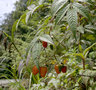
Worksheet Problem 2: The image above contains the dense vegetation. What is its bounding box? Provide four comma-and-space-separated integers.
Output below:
0, 0, 96, 89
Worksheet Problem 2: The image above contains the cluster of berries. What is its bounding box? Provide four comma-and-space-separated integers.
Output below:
32, 65, 67, 77
55, 65, 67, 74
32, 65, 47, 77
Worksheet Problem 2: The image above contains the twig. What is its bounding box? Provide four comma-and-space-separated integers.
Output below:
12, 42, 23, 59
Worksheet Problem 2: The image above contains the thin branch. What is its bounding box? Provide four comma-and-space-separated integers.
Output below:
12, 42, 23, 59
52, 34, 65, 48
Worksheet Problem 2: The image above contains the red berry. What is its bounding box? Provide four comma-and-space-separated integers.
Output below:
40, 67, 47, 77
54, 65, 61, 74
42, 41, 47, 48
61, 66, 67, 73
32, 65, 39, 75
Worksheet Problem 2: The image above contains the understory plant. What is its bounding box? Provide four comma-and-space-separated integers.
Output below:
0, 0, 96, 89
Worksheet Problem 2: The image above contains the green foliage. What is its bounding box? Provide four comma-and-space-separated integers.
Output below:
73, 3, 90, 19
32, 42, 42, 70
39, 34, 54, 45
0, 0, 96, 89
67, 8, 78, 39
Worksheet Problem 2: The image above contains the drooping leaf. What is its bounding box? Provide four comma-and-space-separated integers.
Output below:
32, 43, 42, 70
18, 60, 24, 76
11, 20, 19, 41
67, 8, 78, 39
27, 4, 49, 21
73, 53, 85, 60
73, 3, 90, 19
26, 52, 31, 66
55, 4, 70, 24
26, 11, 31, 24
52, 0, 68, 16
83, 42, 96, 57
39, 34, 54, 45
25, 37, 38, 58
11, 12, 27, 41
3, 31, 11, 40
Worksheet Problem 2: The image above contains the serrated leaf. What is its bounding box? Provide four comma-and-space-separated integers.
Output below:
67, 8, 78, 39
25, 37, 38, 58
39, 34, 54, 45
55, 4, 70, 24
85, 25, 96, 30
77, 26, 84, 34
27, 4, 48, 20
85, 29, 94, 34
32, 43, 41, 60
73, 3, 90, 19
52, 0, 68, 16
32, 43, 42, 70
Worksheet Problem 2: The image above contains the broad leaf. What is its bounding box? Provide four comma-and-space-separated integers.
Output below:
39, 34, 54, 45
